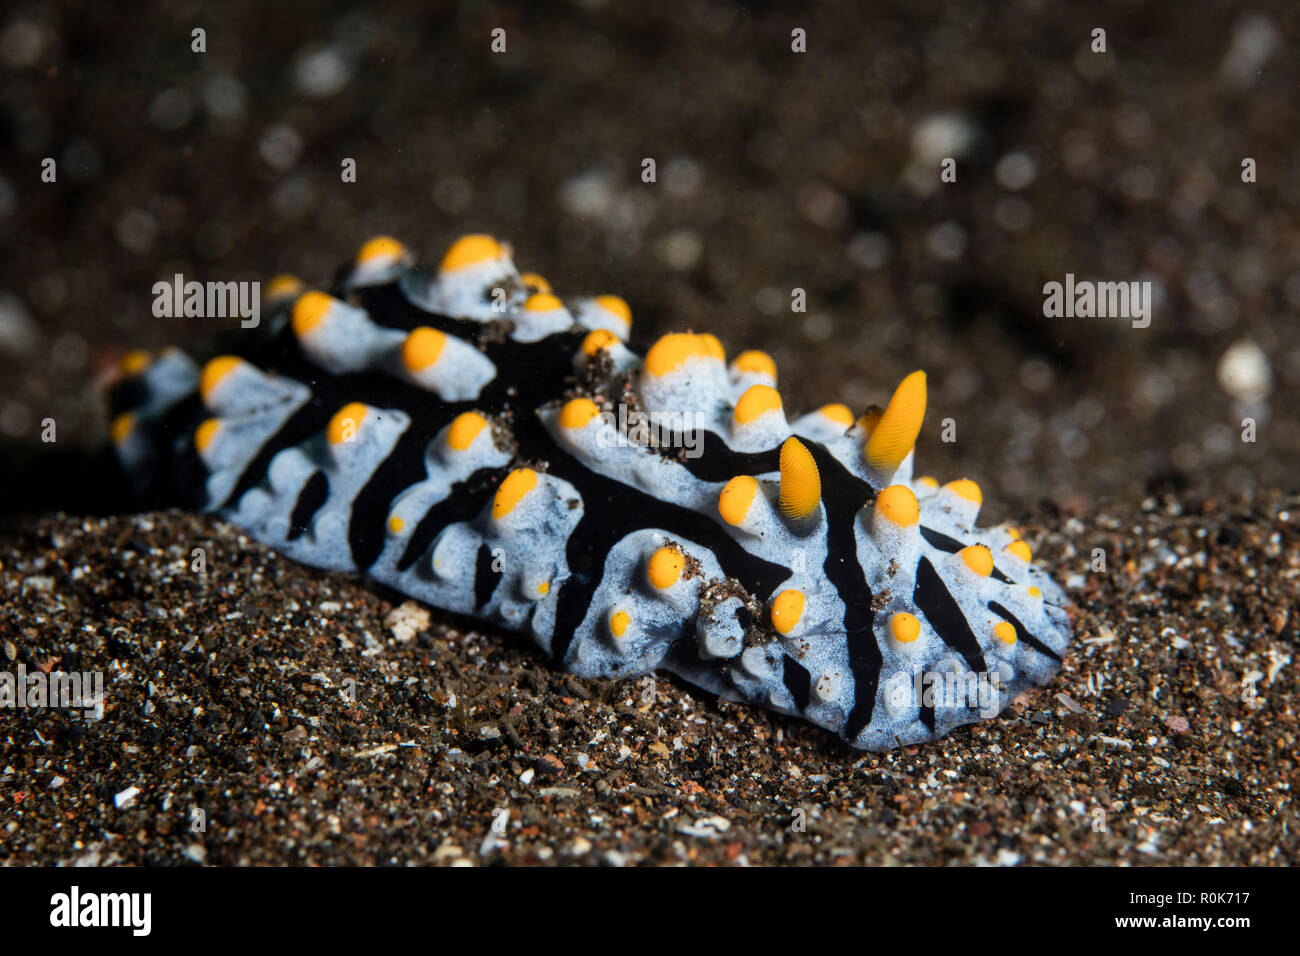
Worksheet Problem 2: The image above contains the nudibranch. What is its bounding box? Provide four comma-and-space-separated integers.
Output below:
106, 233, 1072, 750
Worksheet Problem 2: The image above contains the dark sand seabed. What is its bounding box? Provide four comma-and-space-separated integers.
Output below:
0, 2, 1298, 864
1, 493, 1295, 865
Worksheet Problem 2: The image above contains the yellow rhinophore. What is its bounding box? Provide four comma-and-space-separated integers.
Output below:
864, 370, 926, 473
778, 437, 821, 520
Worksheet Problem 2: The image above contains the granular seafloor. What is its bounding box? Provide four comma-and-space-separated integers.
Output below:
0, 492, 1294, 866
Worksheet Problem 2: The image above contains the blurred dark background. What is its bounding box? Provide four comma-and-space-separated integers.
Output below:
2, 0, 1298, 522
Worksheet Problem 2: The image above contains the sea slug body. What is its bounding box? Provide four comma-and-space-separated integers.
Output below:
106, 233, 1073, 751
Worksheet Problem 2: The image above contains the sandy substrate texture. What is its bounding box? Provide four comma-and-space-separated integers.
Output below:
1, 1, 1300, 522
0, 493, 1295, 866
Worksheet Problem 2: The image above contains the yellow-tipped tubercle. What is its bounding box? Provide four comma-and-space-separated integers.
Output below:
959, 544, 993, 577
733, 384, 782, 425
447, 411, 489, 451
328, 402, 369, 445
718, 475, 758, 526
890, 612, 921, 643
402, 327, 447, 372
559, 397, 601, 430
771, 589, 805, 635
440, 234, 501, 273
292, 291, 334, 338
357, 235, 405, 264
200, 355, 243, 402
648, 546, 684, 590
874, 484, 919, 527
493, 468, 538, 520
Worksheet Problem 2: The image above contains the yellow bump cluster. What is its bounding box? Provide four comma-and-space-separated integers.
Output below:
644, 333, 721, 377
200, 355, 243, 401
402, 327, 447, 372
559, 397, 601, 429
447, 411, 488, 451
874, 484, 919, 527
718, 475, 758, 526
778, 437, 820, 520
993, 621, 1018, 645
890, 611, 921, 643
648, 546, 684, 590
864, 370, 927, 473
440, 234, 501, 273
493, 468, 538, 520
292, 291, 334, 337
770, 589, 805, 635
328, 402, 369, 445
959, 544, 993, 576
733, 384, 782, 425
